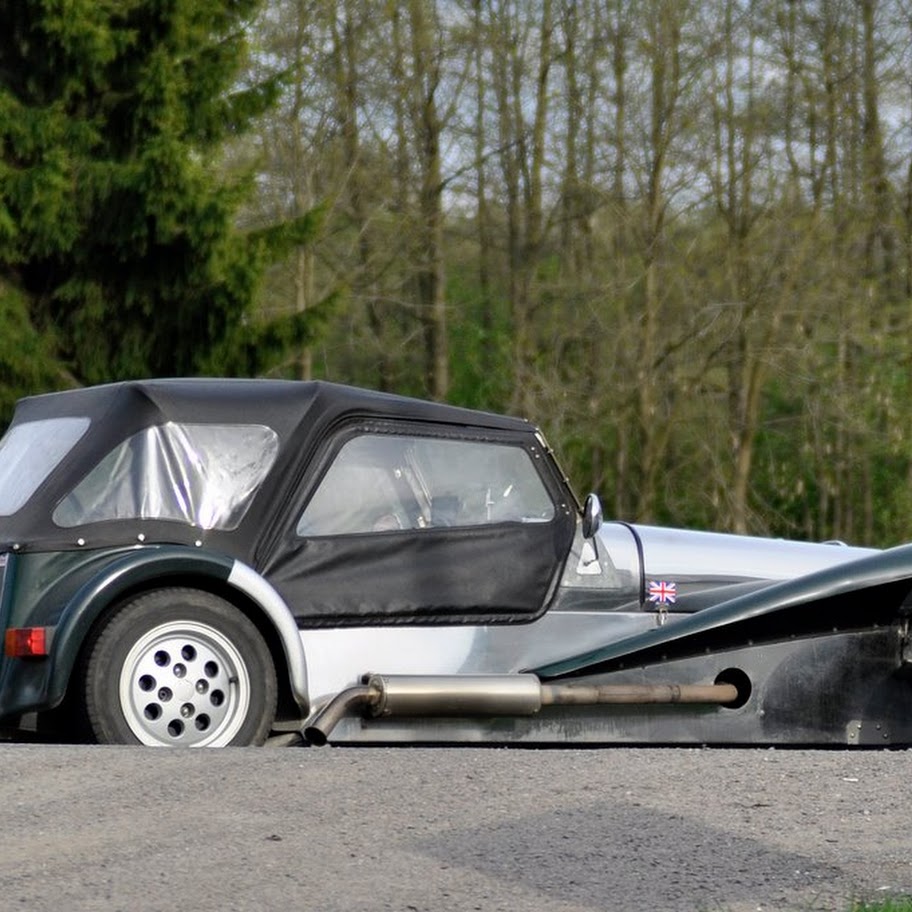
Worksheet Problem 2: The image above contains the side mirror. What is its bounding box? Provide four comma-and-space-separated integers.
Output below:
581, 493, 603, 539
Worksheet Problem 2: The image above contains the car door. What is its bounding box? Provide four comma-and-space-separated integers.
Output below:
259, 421, 576, 627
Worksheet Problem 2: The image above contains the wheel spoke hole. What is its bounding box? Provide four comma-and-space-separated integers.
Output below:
138, 675, 156, 692
195, 715, 211, 732
204, 661, 218, 678
181, 644, 197, 661
154, 650, 170, 667
144, 704, 162, 721
210, 690, 225, 707
167, 720, 185, 738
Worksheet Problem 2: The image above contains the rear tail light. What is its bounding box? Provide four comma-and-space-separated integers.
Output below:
4, 627, 49, 657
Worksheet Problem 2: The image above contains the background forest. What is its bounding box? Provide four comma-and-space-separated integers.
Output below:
3, 0, 912, 547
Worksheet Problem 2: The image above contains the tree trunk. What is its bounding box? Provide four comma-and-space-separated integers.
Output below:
408, 0, 448, 400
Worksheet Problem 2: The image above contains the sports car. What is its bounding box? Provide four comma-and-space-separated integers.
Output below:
0, 378, 909, 748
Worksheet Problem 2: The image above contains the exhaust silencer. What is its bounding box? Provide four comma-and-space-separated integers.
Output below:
366, 673, 543, 717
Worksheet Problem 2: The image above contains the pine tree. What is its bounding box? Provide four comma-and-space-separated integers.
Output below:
0, 0, 320, 399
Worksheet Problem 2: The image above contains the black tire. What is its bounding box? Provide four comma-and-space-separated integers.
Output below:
84, 588, 277, 746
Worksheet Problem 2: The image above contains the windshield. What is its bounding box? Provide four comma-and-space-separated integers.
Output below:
53, 423, 279, 530
0, 417, 91, 516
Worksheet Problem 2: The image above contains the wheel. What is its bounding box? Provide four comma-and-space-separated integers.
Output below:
84, 588, 277, 747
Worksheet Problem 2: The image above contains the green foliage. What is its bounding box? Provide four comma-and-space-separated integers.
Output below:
852, 900, 912, 912
0, 282, 67, 416
0, 0, 319, 410
247, 207, 327, 264
204, 288, 340, 377
444, 270, 513, 413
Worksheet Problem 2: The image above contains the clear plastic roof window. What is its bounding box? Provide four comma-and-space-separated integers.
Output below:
0, 417, 91, 516
53, 423, 279, 530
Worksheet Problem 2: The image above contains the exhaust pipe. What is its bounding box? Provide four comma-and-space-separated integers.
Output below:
304, 683, 381, 746
541, 682, 738, 705
303, 674, 740, 745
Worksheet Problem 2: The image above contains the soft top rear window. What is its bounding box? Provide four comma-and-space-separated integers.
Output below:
53, 423, 279, 531
0, 417, 91, 516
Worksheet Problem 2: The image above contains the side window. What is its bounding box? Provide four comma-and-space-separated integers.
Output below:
0, 417, 90, 516
53, 423, 279, 530
297, 433, 554, 536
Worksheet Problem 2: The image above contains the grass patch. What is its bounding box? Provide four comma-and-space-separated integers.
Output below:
852, 901, 912, 912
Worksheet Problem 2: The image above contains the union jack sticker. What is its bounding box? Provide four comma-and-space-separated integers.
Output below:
648, 580, 677, 605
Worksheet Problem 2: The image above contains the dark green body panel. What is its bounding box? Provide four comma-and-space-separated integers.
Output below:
0, 546, 234, 720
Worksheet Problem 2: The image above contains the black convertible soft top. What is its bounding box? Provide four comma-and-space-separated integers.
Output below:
13, 378, 533, 434
0, 379, 543, 556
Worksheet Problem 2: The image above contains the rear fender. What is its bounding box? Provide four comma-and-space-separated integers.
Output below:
535, 543, 912, 679
45, 547, 308, 713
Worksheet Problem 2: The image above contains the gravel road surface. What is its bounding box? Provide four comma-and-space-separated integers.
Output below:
0, 744, 909, 912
